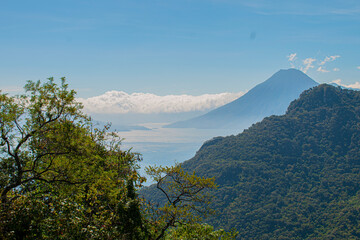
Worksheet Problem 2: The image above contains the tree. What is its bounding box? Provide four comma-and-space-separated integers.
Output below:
0, 77, 90, 204
0, 78, 147, 239
145, 165, 217, 240
165, 223, 238, 240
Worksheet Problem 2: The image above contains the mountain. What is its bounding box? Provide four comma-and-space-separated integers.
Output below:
166, 69, 318, 129
143, 84, 360, 239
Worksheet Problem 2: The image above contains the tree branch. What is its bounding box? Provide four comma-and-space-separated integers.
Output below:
157, 176, 172, 205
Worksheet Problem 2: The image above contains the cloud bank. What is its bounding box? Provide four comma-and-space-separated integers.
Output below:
78, 91, 246, 114
331, 79, 360, 89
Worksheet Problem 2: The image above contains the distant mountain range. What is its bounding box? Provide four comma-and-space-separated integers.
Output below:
166, 69, 318, 129
143, 84, 360, 239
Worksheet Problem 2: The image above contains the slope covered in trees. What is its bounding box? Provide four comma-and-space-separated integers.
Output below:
166, 84, 360, 239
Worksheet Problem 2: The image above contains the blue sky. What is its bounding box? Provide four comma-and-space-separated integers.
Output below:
1, 0, 360, 99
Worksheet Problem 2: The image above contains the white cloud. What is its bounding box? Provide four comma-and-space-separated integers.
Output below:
301, 58, 316, 73
357, 66, 360, 70
331, 79, 360, 89
291, 54, 340, 74
78, 90, 246, 114
331, 79, 342, 85
319, 55, 340, 65
287, 53, 297, 62
287, 53, 297, 68
317, 66, 329, 73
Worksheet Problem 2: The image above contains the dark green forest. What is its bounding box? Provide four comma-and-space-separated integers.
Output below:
144, 84, 360, 239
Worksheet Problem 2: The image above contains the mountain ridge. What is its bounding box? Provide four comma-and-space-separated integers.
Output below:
143, 84, 360, 239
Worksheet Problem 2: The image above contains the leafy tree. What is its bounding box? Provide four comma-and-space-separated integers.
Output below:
145, 165, 217, 240
165, 223, 238, 240
0, 78, 147, 239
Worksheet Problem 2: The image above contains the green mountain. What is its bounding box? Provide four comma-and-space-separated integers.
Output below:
143, 84, 360, 239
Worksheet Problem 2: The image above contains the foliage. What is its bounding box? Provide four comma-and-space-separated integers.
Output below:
0, 78, 224, 239
145, 165, 217, 239
0, 77, 88, 204
0, 78, 147, 239
144, 84, 360, 239
165, 223, 238, 240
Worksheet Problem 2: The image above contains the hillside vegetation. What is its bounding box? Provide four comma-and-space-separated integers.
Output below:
147, 84, 360, 239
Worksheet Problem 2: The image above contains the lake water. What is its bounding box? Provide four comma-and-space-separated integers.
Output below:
117, 123, 243, 184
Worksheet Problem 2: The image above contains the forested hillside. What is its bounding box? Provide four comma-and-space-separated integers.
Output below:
145, 84, 360, 239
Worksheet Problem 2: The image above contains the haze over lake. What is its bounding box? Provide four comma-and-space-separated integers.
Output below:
118, 123, 240, 169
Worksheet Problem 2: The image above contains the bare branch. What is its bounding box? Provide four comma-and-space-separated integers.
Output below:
14, 119, 25, 138
1, 131, 14, 158
30, 151, 70, 172
157, 176, 172, 205
13, 103, 66, 156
